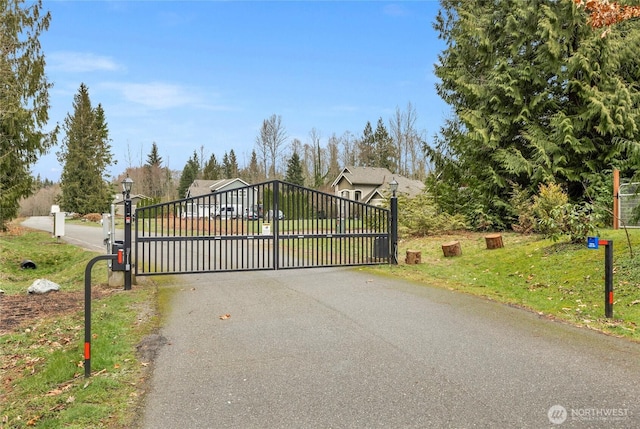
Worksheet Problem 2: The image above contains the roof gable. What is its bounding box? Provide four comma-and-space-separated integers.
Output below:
331, 166, 394, 187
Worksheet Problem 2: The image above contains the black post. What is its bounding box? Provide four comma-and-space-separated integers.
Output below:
85, 254, 117, 378
603, 240, 614, 318
273, 180, 279, 270
390, 192, 398, 265
124, 195, 132, 290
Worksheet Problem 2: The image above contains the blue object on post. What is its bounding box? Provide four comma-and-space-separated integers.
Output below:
587, 236, 599, 249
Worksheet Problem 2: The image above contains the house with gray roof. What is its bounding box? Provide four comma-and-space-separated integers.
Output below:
183, 178, 257, 218
331, 166, 424, 206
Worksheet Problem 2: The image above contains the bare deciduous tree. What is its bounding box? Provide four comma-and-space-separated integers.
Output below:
255, 114, 287, 179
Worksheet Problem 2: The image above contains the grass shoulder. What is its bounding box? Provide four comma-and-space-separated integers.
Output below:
367, 230, 640, 342
1, 223, 161, 428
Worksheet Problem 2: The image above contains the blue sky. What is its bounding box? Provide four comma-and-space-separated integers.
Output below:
35, 0, 449, 181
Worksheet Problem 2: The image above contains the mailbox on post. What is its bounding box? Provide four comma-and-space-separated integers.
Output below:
50, 205, 65, 240
111, 240, 126, 271
587, 237, 614, 318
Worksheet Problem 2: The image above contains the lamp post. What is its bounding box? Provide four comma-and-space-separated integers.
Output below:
389, 178, 398, 265
122, 177, 133, 290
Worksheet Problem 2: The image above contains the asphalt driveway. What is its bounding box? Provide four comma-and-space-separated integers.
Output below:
21, 217, 640, 427
138, 268, 640, 428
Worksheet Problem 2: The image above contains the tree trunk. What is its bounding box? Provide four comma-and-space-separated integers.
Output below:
405, 250, 422, 264
441, 241, 461, 257
485, 234, 504, 249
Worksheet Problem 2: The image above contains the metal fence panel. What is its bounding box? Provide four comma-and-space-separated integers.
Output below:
134, 180, 390, 276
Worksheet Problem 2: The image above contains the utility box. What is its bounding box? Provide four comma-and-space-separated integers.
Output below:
373, 237, 390, 258
111, 240, 126, 271
52, 211, 65, 238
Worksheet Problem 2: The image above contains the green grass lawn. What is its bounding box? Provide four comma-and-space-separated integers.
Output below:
1, 224, 160, 428
369, 229, 640, 341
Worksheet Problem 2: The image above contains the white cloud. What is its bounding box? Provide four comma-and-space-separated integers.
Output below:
103, 81, 199, 110
48, 51, 122, 73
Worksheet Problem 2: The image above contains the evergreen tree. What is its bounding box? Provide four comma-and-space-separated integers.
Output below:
243, 150, 263, 183
177, 152, 200, 197
222, 153, 231, 178
146, 142, 162, 166
0, 0, 55, 230
285, 152, 305, 186
202, 153, 220, 180
223, 149, 239, 178
374, 117, 396, 172
432, 0, 640, 225
357, 122, 376, 167
58, 84, 114, 214
144, 142, 167, 198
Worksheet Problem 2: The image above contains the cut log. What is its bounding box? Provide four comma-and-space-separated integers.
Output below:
485, 233, 504, 249
441, 241, 461, 257
405, 250, 422, 265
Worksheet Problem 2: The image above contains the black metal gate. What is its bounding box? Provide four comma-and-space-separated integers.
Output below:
134, 180, 391, 276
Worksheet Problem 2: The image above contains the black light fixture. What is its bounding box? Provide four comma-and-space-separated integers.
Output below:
389, 178, 398, 197
122, 177, 134, 198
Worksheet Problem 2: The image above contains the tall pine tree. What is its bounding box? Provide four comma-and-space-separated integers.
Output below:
242, 150, 263, 183
58, 84, 114, 214
432, 0, 640, 225
285, 151, 305, 186
357, 122, 376, 167
202, 153, 220, 180
144, 142, 169, 198
177, 151, 200, 197
0, 0, 55, 230
374, 117, 396, 172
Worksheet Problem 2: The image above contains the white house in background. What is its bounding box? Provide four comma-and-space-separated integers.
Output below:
112, 194, 147, 216
331, 166, 425, 206
183, 178, 257, 218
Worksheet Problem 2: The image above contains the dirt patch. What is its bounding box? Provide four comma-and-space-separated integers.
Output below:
0, 288, 114, 334
136, 333, 168, 362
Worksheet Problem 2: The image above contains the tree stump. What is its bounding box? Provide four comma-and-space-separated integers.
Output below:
405, 250, 422, 264
485, 233, 504, 249
441, 241, 461, 257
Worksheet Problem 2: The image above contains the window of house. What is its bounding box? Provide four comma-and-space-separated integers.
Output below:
354, 190, 362, 201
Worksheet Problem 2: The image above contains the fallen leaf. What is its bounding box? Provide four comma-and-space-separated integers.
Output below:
219, 314, 231, 320
27, 415, 41, 426
46, 384, 73, 396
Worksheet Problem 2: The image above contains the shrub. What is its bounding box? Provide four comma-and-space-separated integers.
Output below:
397, 193, 467, 236
512, 183, 599, 243
510, 184, 536, 234
83, 213, 102, 222
532, 183, 568, 235
541, 202, 600, 243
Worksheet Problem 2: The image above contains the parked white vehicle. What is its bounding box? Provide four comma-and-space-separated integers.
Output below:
213, 204, 243, 218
